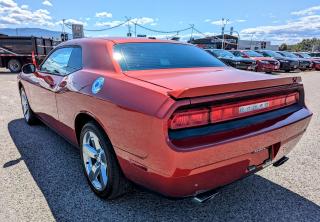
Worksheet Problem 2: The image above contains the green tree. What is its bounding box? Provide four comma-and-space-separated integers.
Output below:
279, 43, 288, 51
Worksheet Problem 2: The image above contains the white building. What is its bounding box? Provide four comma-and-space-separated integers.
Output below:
238, 40, 279, 51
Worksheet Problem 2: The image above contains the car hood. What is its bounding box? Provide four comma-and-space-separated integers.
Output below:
220, 57, 254, 62
273, 56, 297, 61
251, 57, 276, 61
124, 67, 299, 98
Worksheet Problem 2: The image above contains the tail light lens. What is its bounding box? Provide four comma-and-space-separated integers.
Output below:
211, 92, 299, 123
169, 108, 209, 130
169, 92, 299, 130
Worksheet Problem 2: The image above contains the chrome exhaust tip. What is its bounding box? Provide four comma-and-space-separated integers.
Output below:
273, 156, 289, 167
193, 189, 220, 203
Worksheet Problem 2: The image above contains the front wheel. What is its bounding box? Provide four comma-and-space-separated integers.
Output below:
80, 122, 131, 199
20, 87, 38, 125
8, 59, 22, 73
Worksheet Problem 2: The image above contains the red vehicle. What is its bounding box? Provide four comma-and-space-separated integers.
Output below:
294, 52, 320, 71
18, 38, 312, 201
231, 50, 280, 73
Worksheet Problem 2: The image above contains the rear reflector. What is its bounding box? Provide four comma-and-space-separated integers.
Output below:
169, 92, 299, 129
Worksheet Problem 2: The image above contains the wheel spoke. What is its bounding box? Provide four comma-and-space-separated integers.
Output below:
83, 144, 98, 159
99, 163, 108, 187
88, 162, 101, 182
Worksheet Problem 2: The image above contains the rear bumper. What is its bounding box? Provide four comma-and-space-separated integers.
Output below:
118, 107, 312, 197
281, 62, 299, 71
314, 63, 320, 70
257, 63, 280, 72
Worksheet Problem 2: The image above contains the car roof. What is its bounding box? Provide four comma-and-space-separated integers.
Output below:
60, 37, 185, 45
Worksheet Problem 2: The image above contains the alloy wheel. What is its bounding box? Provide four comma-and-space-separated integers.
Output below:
20, 89, 30, 120
82, 131, 108, 191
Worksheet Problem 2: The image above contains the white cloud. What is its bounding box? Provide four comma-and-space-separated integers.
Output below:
95, 17, 156, 27
130, 17, 155, 25
291, 5, 320, 16
211, 20, 224, 25
95, 12, 112, 18
240, 14, 320, 44
42, 0, 52, 7
0, 1, 55, 27
95, 20, 123, 27
20, 4, 28, 9
209, 19, 245, 25
0, 0, 17, 8
235, 19, 246, 23
57, 19, 87, 26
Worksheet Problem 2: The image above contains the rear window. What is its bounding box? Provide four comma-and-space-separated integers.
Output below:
113, 43, 225, 71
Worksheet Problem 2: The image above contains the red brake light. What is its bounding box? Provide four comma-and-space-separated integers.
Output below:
211, 92, 299, 123
169, 92, 299, 130
169, 108, 209, 130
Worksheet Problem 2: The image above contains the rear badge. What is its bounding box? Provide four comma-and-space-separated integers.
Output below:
92, 77, 105, 94
239, 102, 269, 114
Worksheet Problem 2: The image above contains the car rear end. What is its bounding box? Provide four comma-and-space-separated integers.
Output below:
120, 76, 312, 198
233, 60, 256, 71
257, 59, 280, 72
111, 41, 312, 198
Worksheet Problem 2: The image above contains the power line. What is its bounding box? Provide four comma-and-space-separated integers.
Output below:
134, 23, 192, 34
65, 20, 129, 32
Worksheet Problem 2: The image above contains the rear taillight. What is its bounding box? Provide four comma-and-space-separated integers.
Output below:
169, 108, 209, 130
211, 92, 299, 123
169, 92, 299, 130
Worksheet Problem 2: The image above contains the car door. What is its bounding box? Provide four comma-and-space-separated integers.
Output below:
27, 47, 74, 128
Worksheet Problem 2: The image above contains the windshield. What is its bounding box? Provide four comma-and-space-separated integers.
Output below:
245, 50, 263, 57
299, 53, 311, 58
264, 50, 283, 57
279, 51, 298, 58
209, 49, 235, 58
114, 43, 226, 71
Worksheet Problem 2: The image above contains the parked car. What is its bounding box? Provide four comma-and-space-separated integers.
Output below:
277, 51, 312, 71
294, 52, 320, 70
231, 50, 280, 73
205, 49, 256, 71
18, 38, 312, 201
256, 50, 299, 72
0, 36, 58, 73
309, 52, 320, 58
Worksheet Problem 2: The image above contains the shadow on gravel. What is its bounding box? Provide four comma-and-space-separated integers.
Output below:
7, 119, 320, 222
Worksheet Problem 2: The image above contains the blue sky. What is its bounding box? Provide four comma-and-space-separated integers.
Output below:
1, 0, 320, 44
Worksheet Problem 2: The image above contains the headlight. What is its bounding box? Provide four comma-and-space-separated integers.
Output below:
234, 61, 241, 65
279, 60, 289, 63
259, 61, 269, 64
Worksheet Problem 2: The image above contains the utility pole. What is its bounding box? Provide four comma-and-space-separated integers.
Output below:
62, 19, 66, 35
125, 17, 132, 37
189, 24, 194, 42
221, 18, 229, 49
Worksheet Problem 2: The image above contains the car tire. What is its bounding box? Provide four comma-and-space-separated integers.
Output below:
285, 70, 290, 73
20, 87, 38, 125
80, 121, 131, 199
8, 59, 22, 73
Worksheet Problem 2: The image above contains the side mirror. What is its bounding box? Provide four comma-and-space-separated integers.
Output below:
22, 63, 36, 74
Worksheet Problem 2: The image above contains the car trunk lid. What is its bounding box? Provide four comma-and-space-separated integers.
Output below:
124, 67, 301, 99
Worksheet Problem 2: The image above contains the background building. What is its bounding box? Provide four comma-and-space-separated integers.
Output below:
238, 40, 279, 50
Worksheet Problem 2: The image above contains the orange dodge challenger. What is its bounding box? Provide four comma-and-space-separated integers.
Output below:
17, 38, 312, 201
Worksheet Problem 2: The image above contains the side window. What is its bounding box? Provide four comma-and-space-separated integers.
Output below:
67, 47, 82, 73
40, 47, 82, 76
41, 48, 73, 76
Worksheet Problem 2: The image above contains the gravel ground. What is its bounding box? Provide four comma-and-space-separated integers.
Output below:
0, 69, 319, 222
